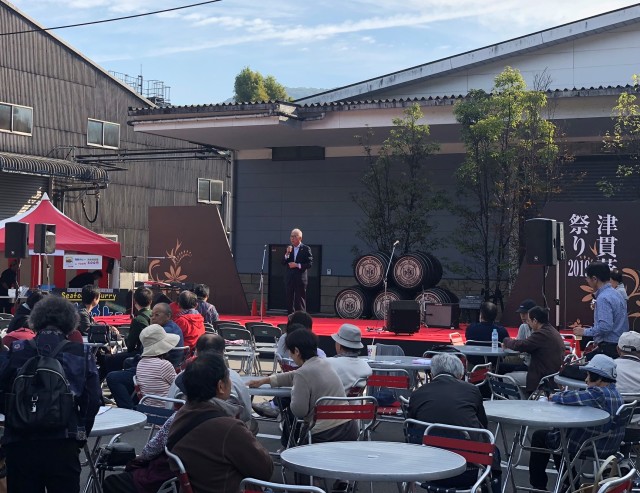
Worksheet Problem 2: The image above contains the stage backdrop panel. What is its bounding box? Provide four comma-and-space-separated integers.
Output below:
505, 201, 640, 329
148, 206, 249, 315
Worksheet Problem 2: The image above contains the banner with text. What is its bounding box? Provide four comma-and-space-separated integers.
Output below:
63, 255, 102, 270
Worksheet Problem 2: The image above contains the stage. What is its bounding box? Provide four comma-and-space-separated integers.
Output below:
94, 313, 521, 356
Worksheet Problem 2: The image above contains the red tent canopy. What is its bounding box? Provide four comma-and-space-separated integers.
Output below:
0, 194, 121, 259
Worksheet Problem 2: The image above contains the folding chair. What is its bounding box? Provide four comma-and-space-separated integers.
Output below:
467, 363, 492, 389
213, 320, 243, 331
595, 468, 636, 493
486, 372, 526, 401
156, 478, 179, 493
405, 419, 496, 493
306, 396, 378, 443
240, 477, 326, 493
346, 377, 368, 397
137, 394, 185, 441
450, 332, 466, 346
203, 322, 216, 334
366, 368, 411, 422
562, 401, 638, 487
249, 324, 282, 374
170, 346, 191, 371
164, 447, 194, 493
217, 326, 258, 375
528, 372, 560, 401
277, 355, 297, 373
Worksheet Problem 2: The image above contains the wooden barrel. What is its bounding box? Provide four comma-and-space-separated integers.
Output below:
334, 286, 372, 319
354, 252, 392, 290
372, 288, 404, 320
393, 252, 442, 290
415, 288, 460, 323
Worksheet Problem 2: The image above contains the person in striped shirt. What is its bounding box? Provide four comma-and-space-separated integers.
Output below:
135, 324, 180, 407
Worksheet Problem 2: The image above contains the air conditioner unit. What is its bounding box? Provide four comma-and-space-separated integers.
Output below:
197, 178, 223, 204
100, 234, 118, 242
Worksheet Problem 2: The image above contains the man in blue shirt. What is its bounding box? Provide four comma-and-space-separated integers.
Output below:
574, 262, 628, 359
465, 302, 508, 366
529, 354, 624, 491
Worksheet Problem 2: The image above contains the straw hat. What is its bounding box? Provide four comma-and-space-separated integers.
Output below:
140, 324, 180, 357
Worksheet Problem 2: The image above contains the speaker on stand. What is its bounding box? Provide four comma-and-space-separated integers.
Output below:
525, 218, 561, 312
34, 224, 56, 287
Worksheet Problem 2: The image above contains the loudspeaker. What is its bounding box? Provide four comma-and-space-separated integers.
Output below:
387, 300, 420, 334
525, 218, 557, 266
4, 222, 29, 258
34, 224, 56, 254
556, 221, 565, 261
425, 303, 460, 328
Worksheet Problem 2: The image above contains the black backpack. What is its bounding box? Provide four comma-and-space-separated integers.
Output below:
6, 339, 75, 431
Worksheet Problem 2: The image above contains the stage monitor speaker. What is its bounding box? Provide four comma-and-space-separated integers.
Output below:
425, 303, 460, 328
34, 224, 56, 254
525, 218, 557, 266
4, 222, 29, 258
556, 221, 566, 261
387, 300, 420, 334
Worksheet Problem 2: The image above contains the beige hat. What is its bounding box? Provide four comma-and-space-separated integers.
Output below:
331, 323, 364, 349
140, 324, 180, 357
618, 331, 640, 352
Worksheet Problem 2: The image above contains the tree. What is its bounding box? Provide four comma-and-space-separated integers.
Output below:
353, 103, 441, 254
233, 67, 289, 102
451, 66, 562, 300
599, 75, 640, 197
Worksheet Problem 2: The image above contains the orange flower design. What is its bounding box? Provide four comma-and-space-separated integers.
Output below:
148, 238, 192, 283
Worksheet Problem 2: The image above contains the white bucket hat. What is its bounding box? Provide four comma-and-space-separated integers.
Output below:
140, 324, 180, 357
331, 323, 364, 349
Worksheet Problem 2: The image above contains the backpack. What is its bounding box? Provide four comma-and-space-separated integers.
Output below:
5, 339, 75, 431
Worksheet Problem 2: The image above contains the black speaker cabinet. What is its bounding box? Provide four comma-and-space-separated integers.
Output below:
34, 224, 56, 254
424, 303, 460, 328
4, 222, 29, 258
525, 218, 557, 266
387, 300, 420, 334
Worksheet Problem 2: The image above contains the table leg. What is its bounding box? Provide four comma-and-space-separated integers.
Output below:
552, 430, 576, 493
83, 441, 103, 493
501, 427, 521, 493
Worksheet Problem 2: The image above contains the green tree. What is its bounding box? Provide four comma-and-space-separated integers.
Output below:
599, 75, 640, 196
353, 103, 441, 253
451, 66, 561, 299
233, 67, 289, 102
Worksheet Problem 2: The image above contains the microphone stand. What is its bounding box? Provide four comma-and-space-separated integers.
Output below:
382, 242, 398, 328
259, 244, 267, 322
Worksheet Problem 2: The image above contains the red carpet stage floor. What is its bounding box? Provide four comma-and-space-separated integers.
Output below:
95, 313, 522, 356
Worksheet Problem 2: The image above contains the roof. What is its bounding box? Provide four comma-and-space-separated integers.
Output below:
0, 152, 109, 184
296, 4, 640, 104
0, 194, 121, 259
1, 0, 156, 108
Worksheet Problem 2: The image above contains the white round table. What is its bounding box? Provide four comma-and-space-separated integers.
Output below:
554, 374, 588, 390
360, 355, 432, 371
456, 345, 512, 357
484, 400, 610, 493
89, 407, 147, 437
241, 376, 292, 398
280, 441, 466, 486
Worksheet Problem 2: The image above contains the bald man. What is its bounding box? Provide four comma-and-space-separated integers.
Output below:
282, 228, 313, 314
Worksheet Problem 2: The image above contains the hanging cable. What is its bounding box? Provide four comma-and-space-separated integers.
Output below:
81, 188, 100, 223
0, 1, 222, 36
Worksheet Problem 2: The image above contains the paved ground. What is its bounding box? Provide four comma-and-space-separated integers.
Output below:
83, 359, 559, 493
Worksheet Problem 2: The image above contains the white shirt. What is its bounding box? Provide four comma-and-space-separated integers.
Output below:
327, 355, 373, 390
615, 355, 640, 394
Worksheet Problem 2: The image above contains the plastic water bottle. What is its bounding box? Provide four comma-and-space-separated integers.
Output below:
491, 328, 499, 352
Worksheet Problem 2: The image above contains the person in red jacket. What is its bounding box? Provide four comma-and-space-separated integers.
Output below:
174, 290, 205, 350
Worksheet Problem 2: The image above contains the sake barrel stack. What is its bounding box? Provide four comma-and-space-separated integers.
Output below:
334, 286, 372, 319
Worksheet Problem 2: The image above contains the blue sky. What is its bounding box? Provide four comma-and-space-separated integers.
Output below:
11, 0, 640, 105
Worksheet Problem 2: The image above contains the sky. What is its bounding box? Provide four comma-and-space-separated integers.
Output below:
10, 0, 640, 106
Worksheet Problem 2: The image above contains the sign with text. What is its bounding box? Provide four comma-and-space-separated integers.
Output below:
505, 202, 639, 329
62, 255, 102, 270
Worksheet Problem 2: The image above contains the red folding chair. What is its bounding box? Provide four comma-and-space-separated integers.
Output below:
467, 363, 492, 387
366, 369, 411, 421
595, 468, 636, 493
164, 446, 194, 493
308, 396, 378, 442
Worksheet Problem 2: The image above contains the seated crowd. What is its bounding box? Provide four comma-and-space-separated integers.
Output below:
0, 260, 637, 493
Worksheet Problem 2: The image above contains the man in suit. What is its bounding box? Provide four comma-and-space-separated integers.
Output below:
282, 228, 313, 314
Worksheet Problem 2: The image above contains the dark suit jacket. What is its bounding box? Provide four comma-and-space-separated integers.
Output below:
408, 374, 488, 430
282, 244, 313, 282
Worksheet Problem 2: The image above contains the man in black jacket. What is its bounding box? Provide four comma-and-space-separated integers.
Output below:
77, 284, 100, 335
0, 295, 101, 493
6, 289, 45, 333
282, 228, 313, 314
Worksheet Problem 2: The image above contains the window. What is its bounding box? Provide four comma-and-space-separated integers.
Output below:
0, 102, 33, 135
271, 146, 325, 161
87, 118, 120, 148
197, 178, 223, 204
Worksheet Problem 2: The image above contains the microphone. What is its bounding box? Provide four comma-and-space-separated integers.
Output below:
264, 244, 267, 248
393, 240, 400, 247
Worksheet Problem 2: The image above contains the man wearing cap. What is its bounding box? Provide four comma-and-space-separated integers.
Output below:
615, 331, 640, 394
501, 306, 565, 394
499, 299, 537, 375
573, 261, 629, 359
328, 324, 372, 391
528, 354, 624, 491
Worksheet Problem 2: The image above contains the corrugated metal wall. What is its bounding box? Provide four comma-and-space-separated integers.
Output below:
0, 4, 231, 270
